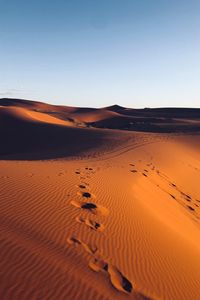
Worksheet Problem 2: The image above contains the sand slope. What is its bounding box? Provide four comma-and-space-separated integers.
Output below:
0, 103, 123, 160
0, 99, 200, 300
1, 98, 200, 134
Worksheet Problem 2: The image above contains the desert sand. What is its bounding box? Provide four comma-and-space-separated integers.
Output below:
0, 98, 200, 300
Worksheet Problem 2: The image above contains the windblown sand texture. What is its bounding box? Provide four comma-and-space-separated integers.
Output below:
0, 98, 200, 300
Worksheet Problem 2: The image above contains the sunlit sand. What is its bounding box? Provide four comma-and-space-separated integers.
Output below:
0, 98, 200, 300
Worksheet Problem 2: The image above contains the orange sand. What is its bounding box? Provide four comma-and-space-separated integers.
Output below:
0, 99, 200, 300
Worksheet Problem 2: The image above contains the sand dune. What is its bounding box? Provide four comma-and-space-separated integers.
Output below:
0, 101, 124, 160
0, 98, 200, 300
0, 106, 74, 126
69, 109, 119, 123
1, 98, 200, 134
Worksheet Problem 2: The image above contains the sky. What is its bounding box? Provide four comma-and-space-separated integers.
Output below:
0, 0, 200, 108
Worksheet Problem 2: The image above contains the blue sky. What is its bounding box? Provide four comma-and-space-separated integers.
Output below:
0, 0, 200, 108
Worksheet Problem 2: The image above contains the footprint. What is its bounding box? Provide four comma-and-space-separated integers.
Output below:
181, 192, 192, 201
78, 184, 86, 189
75, 171, 80, 174
89, 257, 108, 272
70, 200, 109, 216
108, 265, 133, 294
81, 192, 92, 198
76, 216, 105, 232
58, 171, 65, 176
185, 198, 191, 202
77, 191, 95, 199
187, 205, 195, 211
67, 236, 97, 254
170, 183, 176, 187
89, 257, 132, 294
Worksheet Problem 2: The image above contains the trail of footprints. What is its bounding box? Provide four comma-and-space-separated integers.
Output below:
129, 161, 200, 219
67, 167, 134, 295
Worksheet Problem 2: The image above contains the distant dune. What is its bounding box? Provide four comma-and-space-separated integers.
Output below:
0, 98, 200, 159
0, 99, 120, 160
0, 98, 200, 300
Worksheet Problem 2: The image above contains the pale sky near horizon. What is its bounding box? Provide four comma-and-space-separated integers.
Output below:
0, 0, 200, 108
